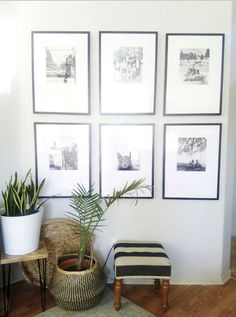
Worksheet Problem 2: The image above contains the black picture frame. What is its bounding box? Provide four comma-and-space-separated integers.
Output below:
163, 123, 222, 200
32, 31, 90, 115
163, 33, 225, 116
34, 122, 91, 198
99, 31, 158, 115
100, 123, 154, 198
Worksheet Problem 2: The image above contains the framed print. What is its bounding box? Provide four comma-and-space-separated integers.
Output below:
32, 31, 90, 114
99, 31, 158, 114
163, 123, 222, 200
100, 124, 154, 198
164, 33, 224, 115
34, 123, 91, 198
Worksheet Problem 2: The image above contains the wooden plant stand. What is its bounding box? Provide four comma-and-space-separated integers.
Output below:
0, 241, 48, 317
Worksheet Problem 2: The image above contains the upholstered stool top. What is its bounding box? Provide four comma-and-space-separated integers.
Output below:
114, 241, 171, 279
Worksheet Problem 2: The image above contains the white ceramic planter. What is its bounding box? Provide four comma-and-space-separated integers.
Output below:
0, 207, 43, 255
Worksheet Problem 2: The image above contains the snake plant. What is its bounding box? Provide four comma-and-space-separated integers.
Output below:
2, 169, 47, 216
67, 179, 150, 270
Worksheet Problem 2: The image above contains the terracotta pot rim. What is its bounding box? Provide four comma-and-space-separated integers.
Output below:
57, 254, 98, 275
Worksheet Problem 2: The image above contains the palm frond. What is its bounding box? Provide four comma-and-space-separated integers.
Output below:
67, 179, 151, 269
104, 179, 149, 207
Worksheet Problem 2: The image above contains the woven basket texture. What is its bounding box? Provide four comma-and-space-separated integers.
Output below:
22, 218, 84, 288
49, 255, 106, 311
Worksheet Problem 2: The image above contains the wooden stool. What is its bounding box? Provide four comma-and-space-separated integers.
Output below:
113, 241, 171, 311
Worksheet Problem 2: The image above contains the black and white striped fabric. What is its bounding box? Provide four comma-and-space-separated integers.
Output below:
114, 241, 171, 279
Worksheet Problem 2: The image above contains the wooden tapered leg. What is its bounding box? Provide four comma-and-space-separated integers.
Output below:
154, 279, 160, 289
114, 278, 123, 311
162, 279, 170, 310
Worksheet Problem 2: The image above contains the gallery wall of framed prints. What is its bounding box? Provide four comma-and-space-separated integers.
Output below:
31, 30, 225, 201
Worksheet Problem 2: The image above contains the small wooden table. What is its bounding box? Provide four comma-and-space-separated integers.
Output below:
0, 241, 48, 317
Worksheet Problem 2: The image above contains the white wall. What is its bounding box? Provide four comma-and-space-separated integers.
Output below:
230, 2, 236, 237
0, 4, 22, 188
0, 0, 233, 284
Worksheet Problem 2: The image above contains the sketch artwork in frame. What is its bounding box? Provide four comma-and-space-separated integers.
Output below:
163, 124, 222, 200
164, 33, 224, 115
32, 31, 90, 114
100, 124, 154, 198
34, 123, 91, 198
99, 32, 158, 114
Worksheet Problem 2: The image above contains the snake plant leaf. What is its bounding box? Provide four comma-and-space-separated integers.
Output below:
2, 191, 9, 216
28, 177, 46, 211
12, 188, 23, 215
1, 170, 47, 216
22, 169, 31, 184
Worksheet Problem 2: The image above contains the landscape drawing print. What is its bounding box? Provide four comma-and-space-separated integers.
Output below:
177, 137, 207, 172
179, 48, 209, 85
46, 47, 76, 84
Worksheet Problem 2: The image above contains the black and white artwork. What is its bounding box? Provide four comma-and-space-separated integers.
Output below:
164, 33, 224, 115
35, 123, 91, 198
179, 48, 209, 85
163, 124, 222, 200
32, 31, 89, 114
100, 124, 154, 198
46, 47, 76, 84
100, 32, 157, 114
49, 137, 78, 170
113, 47, 143, 82
177, 137, 207, 172
116, 152, 140, 171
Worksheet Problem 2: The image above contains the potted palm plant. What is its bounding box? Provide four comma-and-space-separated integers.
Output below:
49, 179, 149, 311
0, 169, 47, 255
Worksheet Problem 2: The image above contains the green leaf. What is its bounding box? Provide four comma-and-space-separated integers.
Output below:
1, 170, 47, 216
22, 169, 31, 185
12, 188, 23, 215
66, 179, 151, 269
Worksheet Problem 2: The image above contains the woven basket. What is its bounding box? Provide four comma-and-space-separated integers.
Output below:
22, 218, 83, 288
49, 254, 106, 311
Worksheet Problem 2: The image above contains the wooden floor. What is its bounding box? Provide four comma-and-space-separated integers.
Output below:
122, 277, 236, 317
1, 239, 236, 317
2, 277, 236, 317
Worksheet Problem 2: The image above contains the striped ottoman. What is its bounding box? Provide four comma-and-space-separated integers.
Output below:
113, 241, 171, 311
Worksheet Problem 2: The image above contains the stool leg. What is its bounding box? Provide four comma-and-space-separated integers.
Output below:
114, 278, 123, 311
154, 279, 160, 289
162, 279, 170, 310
